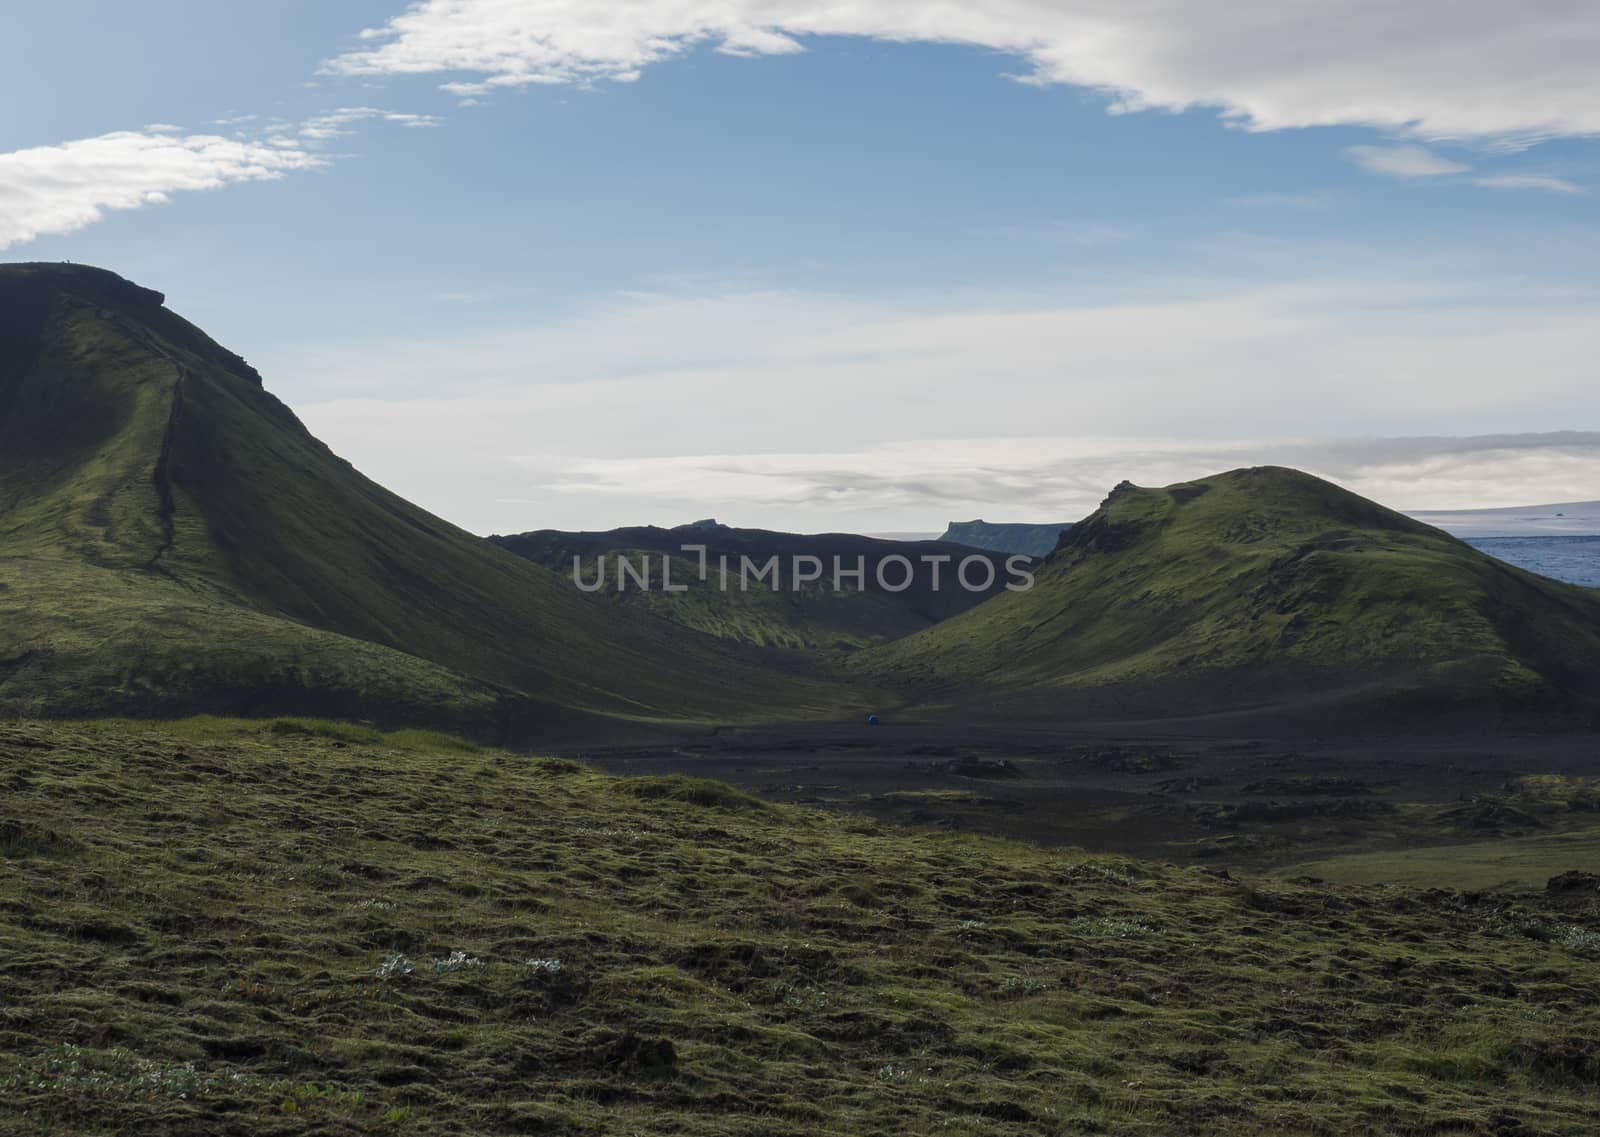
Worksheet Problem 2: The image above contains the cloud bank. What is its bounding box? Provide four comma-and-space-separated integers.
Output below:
0, 130, 325, 250
529, 433, 1600, 526
331, 0, 1600, 139
284, 274, 1600, 532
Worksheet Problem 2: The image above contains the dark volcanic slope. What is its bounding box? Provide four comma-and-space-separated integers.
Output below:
493, 525, 1027, 648
860, 467, 1600, 721
0, 263, 862, 735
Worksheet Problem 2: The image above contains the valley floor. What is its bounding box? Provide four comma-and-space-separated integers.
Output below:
1, 718, 1598, 1135
577, 721, 1600, 887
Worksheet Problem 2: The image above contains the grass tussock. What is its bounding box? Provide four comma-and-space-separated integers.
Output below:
615, 774, 772, 811
89, 714, 483, 753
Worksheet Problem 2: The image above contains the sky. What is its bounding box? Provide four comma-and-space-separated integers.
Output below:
4, 1, 1600, 534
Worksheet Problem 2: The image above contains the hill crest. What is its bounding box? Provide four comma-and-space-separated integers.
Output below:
859, 466, 1600, 722
0, 263, 864, 737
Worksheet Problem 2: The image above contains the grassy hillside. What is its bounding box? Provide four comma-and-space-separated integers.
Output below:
858, 467, 1600, 716
493, 526, 1023, 650
0, 264, 864, 735
3, 718, 1599, 1135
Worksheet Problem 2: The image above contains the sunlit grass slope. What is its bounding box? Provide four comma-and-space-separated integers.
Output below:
2, 718, 1598, 1135
858, 467, 1600, 713
0, 264, 862, 733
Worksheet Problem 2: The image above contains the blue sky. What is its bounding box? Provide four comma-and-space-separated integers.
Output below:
4, 2, 1600, 532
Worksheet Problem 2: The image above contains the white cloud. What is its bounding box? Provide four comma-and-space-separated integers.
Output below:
0, 130, 325, 250
328, 1, 1600, 139
281, 273, 1600, 532
718, 25, 806, 58
0, 105, 442, 250
1345, 144, 1470, 179
1474, 174, 1583, 194
298, 106, 443, 141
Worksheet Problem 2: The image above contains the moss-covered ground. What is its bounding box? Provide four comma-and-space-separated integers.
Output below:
3, 718, 1598, 1135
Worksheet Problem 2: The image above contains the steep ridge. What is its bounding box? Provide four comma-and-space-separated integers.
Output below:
858, 467, 1600, 721
0, 264, 861, 736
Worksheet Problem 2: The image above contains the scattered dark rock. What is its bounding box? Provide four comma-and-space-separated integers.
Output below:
1071, 747, 1184, 774
1196, 798, 1392, 829
948, 757, 1021, 779
1242, 776, 1370, 797
906, 756, 1022, 779
1545, 871, 1600, 911
1547, 871, 1600, 896
1441, 797, 1541, 833
1154, 776, 1220, 794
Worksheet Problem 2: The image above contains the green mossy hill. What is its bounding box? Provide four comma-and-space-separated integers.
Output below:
2, 718, 1599, 1135
859, 466, 1600, 715
0, 264, 860, 734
